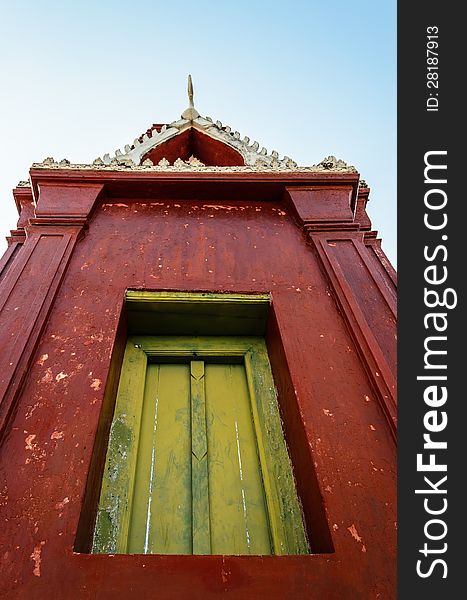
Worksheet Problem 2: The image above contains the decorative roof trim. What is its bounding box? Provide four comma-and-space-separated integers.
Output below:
31, 155, 357, 174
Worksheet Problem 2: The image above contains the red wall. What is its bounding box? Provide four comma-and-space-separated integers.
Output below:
0, 176, 396, 599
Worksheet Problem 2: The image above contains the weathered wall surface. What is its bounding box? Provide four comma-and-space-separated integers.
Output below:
0, 189, 396, 599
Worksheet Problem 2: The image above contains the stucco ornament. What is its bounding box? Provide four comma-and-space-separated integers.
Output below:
311, 156, 357, 172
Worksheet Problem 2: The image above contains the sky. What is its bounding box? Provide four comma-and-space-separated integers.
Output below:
0, 0, 396, 264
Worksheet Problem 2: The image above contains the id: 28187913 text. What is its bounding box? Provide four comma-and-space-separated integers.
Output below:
426, 26, 439, 112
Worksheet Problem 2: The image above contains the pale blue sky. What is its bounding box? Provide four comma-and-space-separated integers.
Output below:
0, 1, 396, 264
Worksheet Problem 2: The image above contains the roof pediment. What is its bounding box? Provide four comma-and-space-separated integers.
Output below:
30, 77, 359, 176
95, 114, 299, 170
99, 75, 299, 169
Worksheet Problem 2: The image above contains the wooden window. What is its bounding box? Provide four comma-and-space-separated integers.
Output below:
92, 336, 309, 555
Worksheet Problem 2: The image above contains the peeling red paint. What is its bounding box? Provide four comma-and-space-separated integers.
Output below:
36, 354, 48, 366
348, 524, 363, 543
90, 379, 102, 391
30, 541, 45, 577
55, 497, 69, 510
40, 368, 53, 384
24, 434, 36, 450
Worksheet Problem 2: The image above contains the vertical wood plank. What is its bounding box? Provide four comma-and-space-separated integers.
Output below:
245, 343, 310, 554
127, 364, 159, 553
190, 360, 211, 554
146, 363, 192, 554
205, 363, 271, 555
92, 341, 147, 553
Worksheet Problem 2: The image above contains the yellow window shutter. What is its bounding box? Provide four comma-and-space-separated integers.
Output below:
92, 336, 309, 555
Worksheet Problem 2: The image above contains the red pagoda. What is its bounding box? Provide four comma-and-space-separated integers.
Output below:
0, 78, 396, 599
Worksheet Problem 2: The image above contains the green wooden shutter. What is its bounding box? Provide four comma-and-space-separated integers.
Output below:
92, 337, 309, 555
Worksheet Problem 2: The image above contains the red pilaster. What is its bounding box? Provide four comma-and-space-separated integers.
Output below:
285, 186, 397, 439
0, 184, 103, 439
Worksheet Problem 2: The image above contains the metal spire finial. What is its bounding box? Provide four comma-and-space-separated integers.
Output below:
188, 74, 194, 108
182, 74, 200, 120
